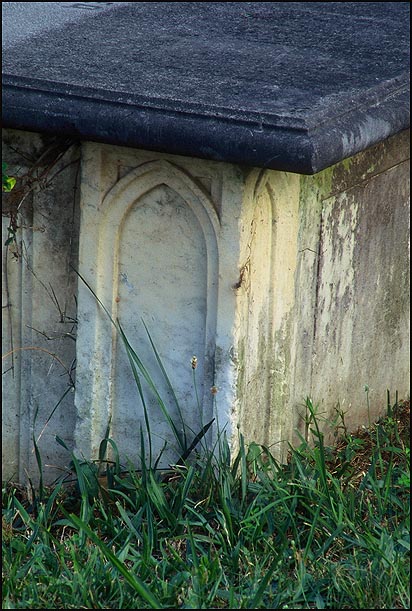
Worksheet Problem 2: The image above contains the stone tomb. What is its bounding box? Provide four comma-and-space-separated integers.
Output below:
74, 143, 301, 468
2, 128, 409, 482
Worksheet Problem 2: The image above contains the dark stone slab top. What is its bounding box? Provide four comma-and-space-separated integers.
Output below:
2, 2, 410, 173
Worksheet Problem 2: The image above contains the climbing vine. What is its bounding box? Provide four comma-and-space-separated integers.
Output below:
2, 138, 80, 381
2, 162, 18, 247
2, 162, 16, 192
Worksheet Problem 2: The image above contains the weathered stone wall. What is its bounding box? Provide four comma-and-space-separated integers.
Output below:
2, 130, 80, 483
2, 127, 409, 482
292, 129, 410, 444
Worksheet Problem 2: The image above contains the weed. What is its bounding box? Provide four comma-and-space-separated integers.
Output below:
2, 396, 409, 609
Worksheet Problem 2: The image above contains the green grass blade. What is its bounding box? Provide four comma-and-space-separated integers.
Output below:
118, 320, 185, 455
98, 417, 112, 463
119, 326, 153, 465
239, 432, 247, 507
142, 318, 188, 446
247, 555, 279, 608
177, 418, 215, 463
68, 513, 162, 608
74, 268, 189, 459
115, 502, 143, 543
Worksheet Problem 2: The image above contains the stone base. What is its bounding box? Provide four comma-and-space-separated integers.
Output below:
2, 128, 410, 482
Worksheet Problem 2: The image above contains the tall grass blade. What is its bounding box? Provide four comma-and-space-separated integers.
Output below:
247, 556, 279, 608
177, 418, 215, 463
98, 418, 112, 464
74, 268, 216, 465
118, 323, 153, 465
115, 501, 143, 544
142, 318, 187, 447
147, 471, 176, 527
239, 432, 247, 507
68, 514, 162, 609
117, 320, 186, 456
32, 407, 44, 502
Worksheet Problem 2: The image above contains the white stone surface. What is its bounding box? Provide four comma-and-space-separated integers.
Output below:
75, 146, 240, 467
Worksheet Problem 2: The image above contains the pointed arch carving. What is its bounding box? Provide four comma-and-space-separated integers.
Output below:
96, 159, 220, 317
236, 168, 300, 456
79, 158, 220, 465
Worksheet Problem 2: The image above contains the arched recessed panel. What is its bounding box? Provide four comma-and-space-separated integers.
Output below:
235, 169, 300, 460
75, 159, 219, 467
236, 181, 274, 445
112, 184, 211, 464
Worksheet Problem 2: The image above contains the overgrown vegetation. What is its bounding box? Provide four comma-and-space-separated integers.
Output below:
2, 396, 410, 609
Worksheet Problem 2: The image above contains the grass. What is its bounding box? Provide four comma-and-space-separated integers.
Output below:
2, 397, 410, 609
